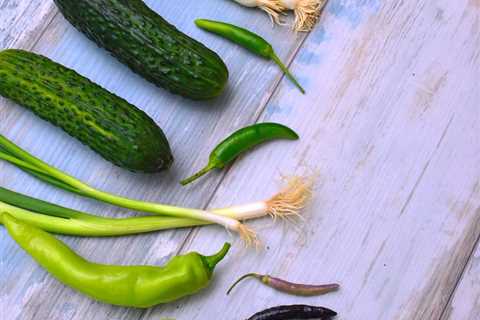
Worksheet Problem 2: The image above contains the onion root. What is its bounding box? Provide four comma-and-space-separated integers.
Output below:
266, 175, 313, 219
233, 0, 328, 31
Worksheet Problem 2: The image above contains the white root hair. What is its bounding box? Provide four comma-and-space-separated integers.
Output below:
237, 223, 260, 248
211, 175, 314, 248
266, 175, 313, 220
290, 0, 327, 32
256, 0, 287, 25
233, 0, 328, 32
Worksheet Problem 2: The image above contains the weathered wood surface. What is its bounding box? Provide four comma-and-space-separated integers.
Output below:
441, 241, 480, 320
0, 0, 478, 319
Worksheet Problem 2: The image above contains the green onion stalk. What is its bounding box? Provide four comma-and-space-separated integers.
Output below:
0, 135, 311, 245
0, 186, 249, 236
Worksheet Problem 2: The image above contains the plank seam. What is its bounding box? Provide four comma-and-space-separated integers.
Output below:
437, 216, 480, 320
27, 10, 60, 51
400, 114, 455, 217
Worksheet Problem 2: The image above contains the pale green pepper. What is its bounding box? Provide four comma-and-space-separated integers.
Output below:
1, 213, 230, 308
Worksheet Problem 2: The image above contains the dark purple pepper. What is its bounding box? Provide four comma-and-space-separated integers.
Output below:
247, 305, 337, 320
227, 273, 340, 296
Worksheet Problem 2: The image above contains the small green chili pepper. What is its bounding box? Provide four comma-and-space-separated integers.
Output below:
180, 122, 299, 186
1, 213, 230, 308
195, 19, 305, 94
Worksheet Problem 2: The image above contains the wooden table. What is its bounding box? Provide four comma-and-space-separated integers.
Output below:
0, 1, 478, 319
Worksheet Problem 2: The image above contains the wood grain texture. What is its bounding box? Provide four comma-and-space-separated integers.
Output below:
150, 0, 480, 319
0, 0, 57, 49
0, 0, 479, 319
441, 239, 480, 320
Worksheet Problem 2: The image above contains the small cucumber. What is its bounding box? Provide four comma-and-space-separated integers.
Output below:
54, 0, 229, 100
0, 49, 173, 172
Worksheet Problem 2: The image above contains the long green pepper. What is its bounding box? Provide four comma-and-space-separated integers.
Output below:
195, 19, 305, 94
1, 213, 230, 308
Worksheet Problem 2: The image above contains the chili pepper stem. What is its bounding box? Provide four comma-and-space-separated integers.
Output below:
227, 273, 262, 295
270, 53, 305, 94
204, 242, 231, 271
180, 163, 216, 186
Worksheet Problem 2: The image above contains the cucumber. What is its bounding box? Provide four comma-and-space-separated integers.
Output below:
0, 49, 173, 172
54, 0, 229, 100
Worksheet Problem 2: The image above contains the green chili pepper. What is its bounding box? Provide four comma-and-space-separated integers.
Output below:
1, 213, 230, 308
181, 122, 299, 185
195, 19, 305, 94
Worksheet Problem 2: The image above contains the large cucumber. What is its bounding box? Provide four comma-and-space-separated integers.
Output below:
0, 49, 173, 172
54, 0, 229, 100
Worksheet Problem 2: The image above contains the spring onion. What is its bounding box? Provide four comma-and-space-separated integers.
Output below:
0, 185, 306, 237
0, 135, 312, 245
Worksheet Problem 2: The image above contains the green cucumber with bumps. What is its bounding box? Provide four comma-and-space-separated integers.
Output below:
0, 49, 173, 172
54, 0, 229, 100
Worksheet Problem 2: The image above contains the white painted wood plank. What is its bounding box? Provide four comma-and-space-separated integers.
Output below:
152, 0, 480, 319
0, 1, 309, 319
441, 240, 480, 320
0, 0, 57, 49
